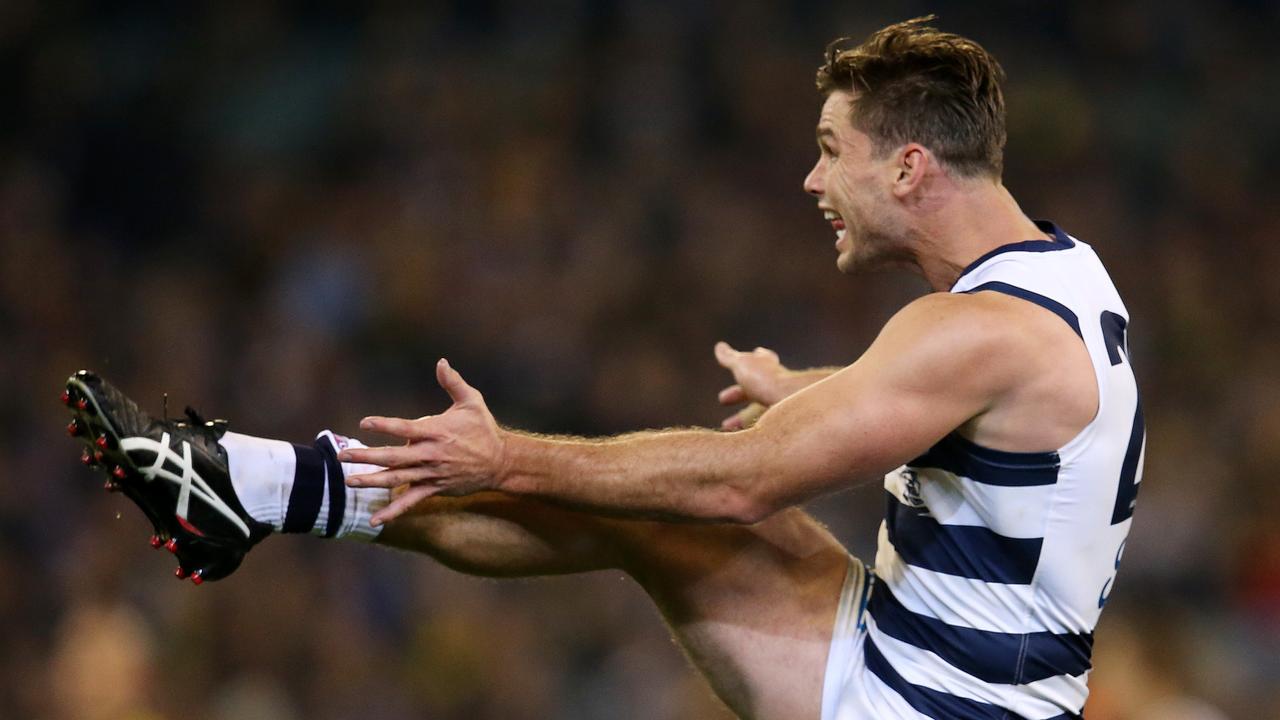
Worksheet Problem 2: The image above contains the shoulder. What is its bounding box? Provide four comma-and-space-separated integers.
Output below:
878, 291, 1040, 354
867, 291, 1071, 397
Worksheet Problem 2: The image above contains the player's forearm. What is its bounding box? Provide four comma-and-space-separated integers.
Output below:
496, 429, 775, 523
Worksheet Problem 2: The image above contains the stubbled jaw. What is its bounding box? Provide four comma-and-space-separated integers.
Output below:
823, 209, 846, 242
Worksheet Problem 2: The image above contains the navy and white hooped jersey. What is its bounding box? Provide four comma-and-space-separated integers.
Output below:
837, 221, 1145, 720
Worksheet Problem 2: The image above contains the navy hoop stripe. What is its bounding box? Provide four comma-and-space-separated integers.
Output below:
908, 433, 1060, 488
864, 638, 1083, 720
283, 444, 324, 533
869, 584, 1093, 684
316, 436, 346, 538
884, 492, 1044, 585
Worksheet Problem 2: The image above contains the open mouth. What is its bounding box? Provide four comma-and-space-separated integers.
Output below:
823, 210, 846, 241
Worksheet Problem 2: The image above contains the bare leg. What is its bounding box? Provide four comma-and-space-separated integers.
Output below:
377, 493, 851, 720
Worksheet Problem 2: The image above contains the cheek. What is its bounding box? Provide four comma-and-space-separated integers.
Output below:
830, 171, 855, 205
834, 182, 867, 222
833, 165, 869, 199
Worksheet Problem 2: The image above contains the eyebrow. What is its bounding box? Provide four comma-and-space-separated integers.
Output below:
816, 127, 836, 141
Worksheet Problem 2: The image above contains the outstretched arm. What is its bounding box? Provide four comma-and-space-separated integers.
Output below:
342, 293, 1017, 526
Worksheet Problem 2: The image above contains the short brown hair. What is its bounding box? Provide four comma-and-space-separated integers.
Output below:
816, 16, 1007, 178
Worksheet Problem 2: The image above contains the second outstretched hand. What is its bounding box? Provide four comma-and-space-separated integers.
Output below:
340, 358, 506, 527
714, 342, 844, 431
714, 342, 788, 431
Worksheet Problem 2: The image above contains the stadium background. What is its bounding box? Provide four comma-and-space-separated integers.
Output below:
3, 1, 1278, 718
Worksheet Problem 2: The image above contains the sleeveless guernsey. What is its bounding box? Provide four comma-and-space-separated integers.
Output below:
828, 221, 1145, 720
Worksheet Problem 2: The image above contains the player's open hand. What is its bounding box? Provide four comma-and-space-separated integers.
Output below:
714, 341, 790, 431
339, 359, 507, 526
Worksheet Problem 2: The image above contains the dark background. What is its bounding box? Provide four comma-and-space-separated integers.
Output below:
2, 1, 1278, 718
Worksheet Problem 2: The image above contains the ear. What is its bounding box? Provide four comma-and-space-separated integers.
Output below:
891, 143, 930, 198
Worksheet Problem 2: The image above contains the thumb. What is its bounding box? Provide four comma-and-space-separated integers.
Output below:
714, 341, 740, 368
436, 358, 481, 405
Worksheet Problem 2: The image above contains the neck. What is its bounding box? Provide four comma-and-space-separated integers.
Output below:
910, 180, 1049, 292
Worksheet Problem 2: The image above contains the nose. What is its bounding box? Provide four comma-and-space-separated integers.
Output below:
803, 157, 824, 197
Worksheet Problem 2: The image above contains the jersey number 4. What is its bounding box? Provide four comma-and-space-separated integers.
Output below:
1102, 311, 1144, 525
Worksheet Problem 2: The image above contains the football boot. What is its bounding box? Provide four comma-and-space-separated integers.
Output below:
62, 370, 271, 583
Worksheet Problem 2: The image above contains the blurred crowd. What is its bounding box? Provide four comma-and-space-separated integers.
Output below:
2, 1, 1278, 718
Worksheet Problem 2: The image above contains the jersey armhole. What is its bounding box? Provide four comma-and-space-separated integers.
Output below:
961, 280, 1102, 463
962, 281, 1082, 338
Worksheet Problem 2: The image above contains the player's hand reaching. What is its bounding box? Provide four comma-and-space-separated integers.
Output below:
340, 359, 506, 526
714, 342, 792, 431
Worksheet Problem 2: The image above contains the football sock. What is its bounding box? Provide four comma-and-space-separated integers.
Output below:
220, 430, 390, 541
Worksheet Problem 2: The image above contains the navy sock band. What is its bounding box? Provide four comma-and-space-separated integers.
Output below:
283, 444, 325, 533
315, 436, 346, 538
